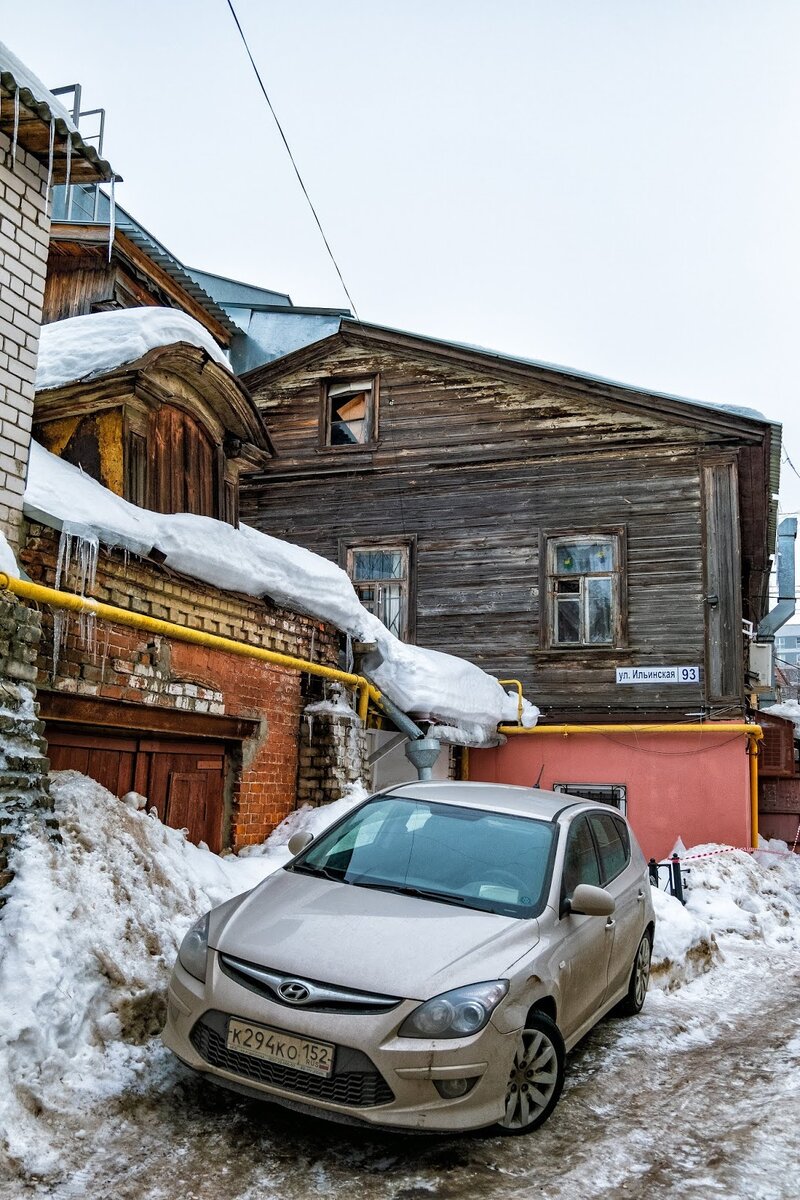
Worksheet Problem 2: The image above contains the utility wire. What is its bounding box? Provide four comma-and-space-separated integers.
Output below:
782, 450, 800, 484
225, 0, 361, 321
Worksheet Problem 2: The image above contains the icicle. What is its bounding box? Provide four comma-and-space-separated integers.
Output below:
51, 610, 65, 681
12, 86, 19, 162
108, 176, 115, 261
305, 713, 314, 746
64, 130, 72, 196
45, 117, 55, 214
55, 528, 73, 591
99, 626, 111, 680
345, 633, 354, 674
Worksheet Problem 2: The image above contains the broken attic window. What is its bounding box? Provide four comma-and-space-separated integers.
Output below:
326, 379, 375, 446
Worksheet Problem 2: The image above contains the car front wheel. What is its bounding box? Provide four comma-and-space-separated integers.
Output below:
494, 1012, 565, 1135
617, 931, 652, 1016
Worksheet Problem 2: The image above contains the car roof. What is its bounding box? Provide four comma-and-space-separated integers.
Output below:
380, 780, 593, 822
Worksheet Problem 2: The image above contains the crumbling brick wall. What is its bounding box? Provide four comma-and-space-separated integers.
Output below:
0, 591, 52, 904
21, 525, 370, 847
298, 690, 372, 806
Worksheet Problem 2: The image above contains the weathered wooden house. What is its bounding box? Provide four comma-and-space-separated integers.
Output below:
239, 319, 781, 856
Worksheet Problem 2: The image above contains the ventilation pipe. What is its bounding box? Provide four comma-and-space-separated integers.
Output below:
757, 517, 797, 639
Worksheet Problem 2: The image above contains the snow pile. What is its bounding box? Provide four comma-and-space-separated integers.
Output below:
24, 441, 536, 742
649, 840, 800, 990
0, 772, 365, 1177
35, 308, 231, 392
1, 774, 798, 1178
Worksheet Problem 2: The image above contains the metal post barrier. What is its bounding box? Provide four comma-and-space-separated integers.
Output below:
648, 858, 660, 887
670, 853, 685, 904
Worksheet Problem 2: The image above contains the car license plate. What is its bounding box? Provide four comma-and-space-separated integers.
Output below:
226, 1017, 334, 1077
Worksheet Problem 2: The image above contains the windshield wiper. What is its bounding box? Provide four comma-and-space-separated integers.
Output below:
352, 879, 466, 907
290, 862, 347, 882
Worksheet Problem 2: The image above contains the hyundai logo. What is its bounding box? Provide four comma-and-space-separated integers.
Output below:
278, 980, 311, 1004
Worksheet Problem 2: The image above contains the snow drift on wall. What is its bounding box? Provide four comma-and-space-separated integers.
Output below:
24, 441, 536, 741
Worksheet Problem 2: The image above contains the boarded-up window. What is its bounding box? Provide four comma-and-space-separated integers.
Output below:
150, 406, 218, 517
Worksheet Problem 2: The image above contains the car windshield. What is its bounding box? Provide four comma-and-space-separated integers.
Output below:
289, 796, 556, 917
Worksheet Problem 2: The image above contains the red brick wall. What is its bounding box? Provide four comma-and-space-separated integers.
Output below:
21, 523, 341, 848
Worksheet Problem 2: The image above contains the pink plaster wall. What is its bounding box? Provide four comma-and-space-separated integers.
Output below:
469, 730, 751, 860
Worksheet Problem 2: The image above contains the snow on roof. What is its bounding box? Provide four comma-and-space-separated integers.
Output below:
24, 442, 535, 741
35, 308, 231, 392
0, 41, 76, 129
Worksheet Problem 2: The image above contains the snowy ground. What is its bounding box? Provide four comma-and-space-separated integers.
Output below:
1, 774, 798, 1200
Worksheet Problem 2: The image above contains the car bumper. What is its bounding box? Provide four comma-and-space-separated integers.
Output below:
163, 953, 519, 1132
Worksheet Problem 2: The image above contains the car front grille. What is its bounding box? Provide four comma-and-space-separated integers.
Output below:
217, 953, 401, 1014
190, 1011, 395, 1109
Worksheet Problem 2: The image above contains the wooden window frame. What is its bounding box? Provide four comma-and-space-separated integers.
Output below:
320, 375, 380, 451
339, 534, 416, 642
540, 526, 627, 651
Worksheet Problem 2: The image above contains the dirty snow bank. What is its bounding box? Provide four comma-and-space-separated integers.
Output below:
35, 308, 231, 391
24, 441, 535, 742
0, 772, 365, 1178
649, 839, 800, 990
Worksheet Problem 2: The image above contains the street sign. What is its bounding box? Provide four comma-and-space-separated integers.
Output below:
615, 665, 700, 685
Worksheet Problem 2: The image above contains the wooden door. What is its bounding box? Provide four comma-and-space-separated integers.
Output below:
46, 729, 227, 852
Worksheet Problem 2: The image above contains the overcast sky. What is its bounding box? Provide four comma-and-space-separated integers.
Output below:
6, 0, 800, 521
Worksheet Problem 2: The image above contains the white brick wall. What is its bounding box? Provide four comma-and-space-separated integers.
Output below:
0, 128, 49, 550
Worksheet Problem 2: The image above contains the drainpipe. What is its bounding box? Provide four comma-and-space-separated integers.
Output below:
374, 692, 442, 781
757, 517, 797, 640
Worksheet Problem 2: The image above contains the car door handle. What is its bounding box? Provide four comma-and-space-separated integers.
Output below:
605, 918, 615, 929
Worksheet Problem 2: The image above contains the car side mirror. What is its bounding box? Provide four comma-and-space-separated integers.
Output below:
568, 883, 615, 917
288, 831, 314, 856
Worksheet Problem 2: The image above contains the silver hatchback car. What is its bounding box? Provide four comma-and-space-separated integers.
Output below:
164, 781, 655, 1134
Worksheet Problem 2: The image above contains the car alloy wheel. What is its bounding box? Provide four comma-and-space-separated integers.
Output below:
495, 1012, 565, 1135
617, 931, 652, 1016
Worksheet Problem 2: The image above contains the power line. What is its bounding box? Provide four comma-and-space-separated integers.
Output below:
224, 0, 361, 321
782, 450, 800, 485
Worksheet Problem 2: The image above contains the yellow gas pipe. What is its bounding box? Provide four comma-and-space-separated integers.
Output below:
494, 722, 763, 849
0, 574, 763, 846
0, 573, 381, 721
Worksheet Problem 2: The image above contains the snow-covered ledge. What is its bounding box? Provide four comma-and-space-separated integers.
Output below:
23, 442, 538, 745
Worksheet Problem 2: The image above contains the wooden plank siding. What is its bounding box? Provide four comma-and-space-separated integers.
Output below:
242, 336, 773, 721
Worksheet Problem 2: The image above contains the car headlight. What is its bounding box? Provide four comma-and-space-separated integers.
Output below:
398, 980, 509, 1039
177, 913, 210, 982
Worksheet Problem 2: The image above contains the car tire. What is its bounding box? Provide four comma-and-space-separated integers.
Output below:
616, 930, 652, 1016
493, 1012, 565, 1136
